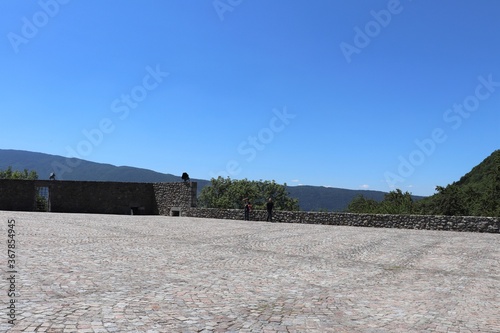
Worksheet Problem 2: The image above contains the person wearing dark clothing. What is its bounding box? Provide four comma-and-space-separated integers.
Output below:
244, 201, 252, 221
266, 198, 274, 222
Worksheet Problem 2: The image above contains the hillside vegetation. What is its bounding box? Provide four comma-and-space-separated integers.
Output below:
347, 150, 500, 217
417, 150, 500, 217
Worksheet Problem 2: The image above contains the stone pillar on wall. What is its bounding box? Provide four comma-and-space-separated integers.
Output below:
153, 182, 197, 216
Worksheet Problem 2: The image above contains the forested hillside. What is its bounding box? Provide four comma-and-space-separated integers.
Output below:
417, 150, 500, 216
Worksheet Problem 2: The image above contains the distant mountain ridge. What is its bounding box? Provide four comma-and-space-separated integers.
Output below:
0, 149, 420, 211
0, 149, 197, 183
287, 185, 389, 211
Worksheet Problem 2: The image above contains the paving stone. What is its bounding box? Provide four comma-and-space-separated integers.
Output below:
0, 211, 498, 332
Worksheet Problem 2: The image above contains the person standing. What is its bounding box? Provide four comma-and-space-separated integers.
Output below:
244, 199, 252, 221
266, 197, 274, 222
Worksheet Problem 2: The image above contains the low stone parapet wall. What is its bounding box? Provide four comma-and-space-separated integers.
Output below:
182, 208, 500, 233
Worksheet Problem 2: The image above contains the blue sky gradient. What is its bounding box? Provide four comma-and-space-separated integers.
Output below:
1, 0, 499, 196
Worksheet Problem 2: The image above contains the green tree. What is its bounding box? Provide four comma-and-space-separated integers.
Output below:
346, 195, 379, 213
433, 185, 468, 216
460, 186, 482, 216
198, 177, 299, 211
486, 152, 500, 216
378, 189, 415, 214
346, 189, 416, 214
0, 166, 38, 180
415, 150, 500, 217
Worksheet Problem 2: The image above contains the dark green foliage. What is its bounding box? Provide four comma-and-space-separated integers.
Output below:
416, 150, 500, 217
417, 186, 468, 216
35, 195, 48, 211
379, 189, 415, 214
346, 195, 379, 213
198, 177, 300, 211
347, 189, 415, 214
0, 166, 38, 180
348, 150, 500, 217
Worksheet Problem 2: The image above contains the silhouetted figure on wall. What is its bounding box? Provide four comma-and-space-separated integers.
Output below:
181, 172, 190, 182
49, 173, 56, 180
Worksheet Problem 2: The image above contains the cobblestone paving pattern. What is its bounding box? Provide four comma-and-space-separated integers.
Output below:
0, 212, 499, 332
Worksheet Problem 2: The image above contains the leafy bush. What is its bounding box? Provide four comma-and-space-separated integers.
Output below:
0, 166, 38, 180
198, 177, 299, 211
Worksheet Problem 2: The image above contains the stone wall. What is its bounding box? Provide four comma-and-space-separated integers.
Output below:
43, 180, 157, 215
0, 180, 197, 215
182, 208, 500, 233
153, 182, 197, 216
0, 179, 37, 211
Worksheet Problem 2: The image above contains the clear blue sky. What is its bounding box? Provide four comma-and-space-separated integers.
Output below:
1, 0, 499, 196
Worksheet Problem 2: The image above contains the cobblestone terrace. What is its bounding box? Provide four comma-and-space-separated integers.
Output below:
0, 211, 498, 332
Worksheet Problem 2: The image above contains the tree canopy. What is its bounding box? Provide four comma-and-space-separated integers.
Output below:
347, 189, 416, 215
416, 151, 500, 217
347, 151, 500, 217
198, 177, 299, 211
0, 166, 38, 180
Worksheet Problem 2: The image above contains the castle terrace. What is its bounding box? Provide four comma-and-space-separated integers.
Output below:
0, 211, 498, 332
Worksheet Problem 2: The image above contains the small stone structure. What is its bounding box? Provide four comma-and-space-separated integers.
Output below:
153, 182, 197, 216
182, 208, 500, 233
